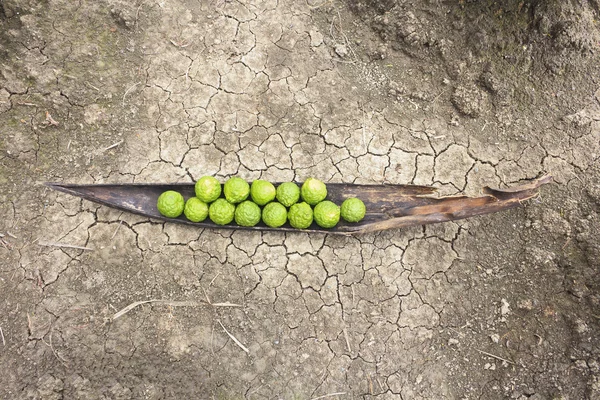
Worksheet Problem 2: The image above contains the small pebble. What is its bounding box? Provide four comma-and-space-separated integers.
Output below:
517, 299, 534, 311
500, 299, 511, 316
334, 44, 348, 57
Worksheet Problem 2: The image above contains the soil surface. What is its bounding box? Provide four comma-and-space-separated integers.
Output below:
1, 0, 599, 398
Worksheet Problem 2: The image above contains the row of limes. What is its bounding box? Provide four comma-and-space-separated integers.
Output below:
156, 176, 366, 229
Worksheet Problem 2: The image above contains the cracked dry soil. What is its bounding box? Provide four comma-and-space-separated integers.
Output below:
1, 0, 599, 399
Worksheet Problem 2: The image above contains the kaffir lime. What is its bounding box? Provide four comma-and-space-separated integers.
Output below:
276, 182, 300, 207
340, 197, 366, 222
234, 200, 261, 227
250, 180, 276, 206
209, 198, 235, 225
223, 177, 250, 204
183, 197, 209, 222
300, 178, 327, 206
157, 190, 185, 218
288, 202, 313, 229
262, 202, 287, 228
195, 176, 221, 203
313, 200, 340, 228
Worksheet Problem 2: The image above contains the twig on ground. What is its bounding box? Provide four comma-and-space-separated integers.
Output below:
122, 82, 140, 107
0, 326, 5, 346
185, 64, 192, 84
102, 140, 124, 152
6, 232, 17, 239
202, 286, 212, 304
0, 239, 11, 250
17, 102, 39, 107
343, 326, 352, 353
112, 299, 240, 320
209, 272, 221, 287
476, 348, 516, 365
38, 241, 94, 251
170, 38, 192, 48
310, 393, 346, 400
43, 331, 69, 366
85, 81, 100, 91
111, 218, 123, 240
306, 0, 332, 9
44, 111, 59, 126
135, 1, 145, 26
335, 10, 359, 62
27, 313, 32, 336
218, 320, 249, 353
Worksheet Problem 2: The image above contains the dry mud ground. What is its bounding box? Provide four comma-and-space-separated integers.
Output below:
1, 0, 600, 399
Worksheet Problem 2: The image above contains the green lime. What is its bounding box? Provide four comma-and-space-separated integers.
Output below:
223, 177, 250, 204
288, 202, 313, 229
157, 190, 185, 218
209, 198, 236, 225
276, 182, 300, 207
195, 176, 221, 203
313, 200, 340, 228
301, 178, 327, 206
234, 200, 261, 227
341, 198, 366, 222
262, 202, 287, 228
184, 197, 209, 222
250, 180, 276, 206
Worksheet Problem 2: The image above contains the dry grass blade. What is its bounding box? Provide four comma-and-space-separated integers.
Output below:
45, 111, 59, 126
112, 299, 241, 320
211, 302, 242, 307
218, 320, 249, 353
103, 140, 124, 152
0, 326, 5, 346
122, 82, 140, 106
476, 349, 516, 365
310, 393, 347, 400
38, 241, 94, 251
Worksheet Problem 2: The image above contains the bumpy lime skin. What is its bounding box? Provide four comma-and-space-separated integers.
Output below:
300, 178, 327, 206
234, 200, 262, 227
209, 198, 236, 225
250, 180, 277, 206
223, 177, 250, 204
262, 202, 287, 228
195, 176, 221, 203
313, 200, 340, 228
184, 197, 209, 222
276, 182, 300, 207
341, 198, 366, 222
288, 202, 313, 229
157, 190, 185, 218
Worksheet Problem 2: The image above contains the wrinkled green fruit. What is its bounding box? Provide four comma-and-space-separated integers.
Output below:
341, 197, 366, 222
313, 200, 340, 228
276, 182, 300, 207
184, 197, 209, 222
195, 176, 222, 203
235, 200, 261, 227
288, 202, 313, 229
209, 198, 236, 225
223, 177, 250, 204
301, 178, 327, 206
157, 190, 185, 218
262, 202, 287, 228
251, 180, 276, 206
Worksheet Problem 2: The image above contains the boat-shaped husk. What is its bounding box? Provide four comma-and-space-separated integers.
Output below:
45, 176, 552, 235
